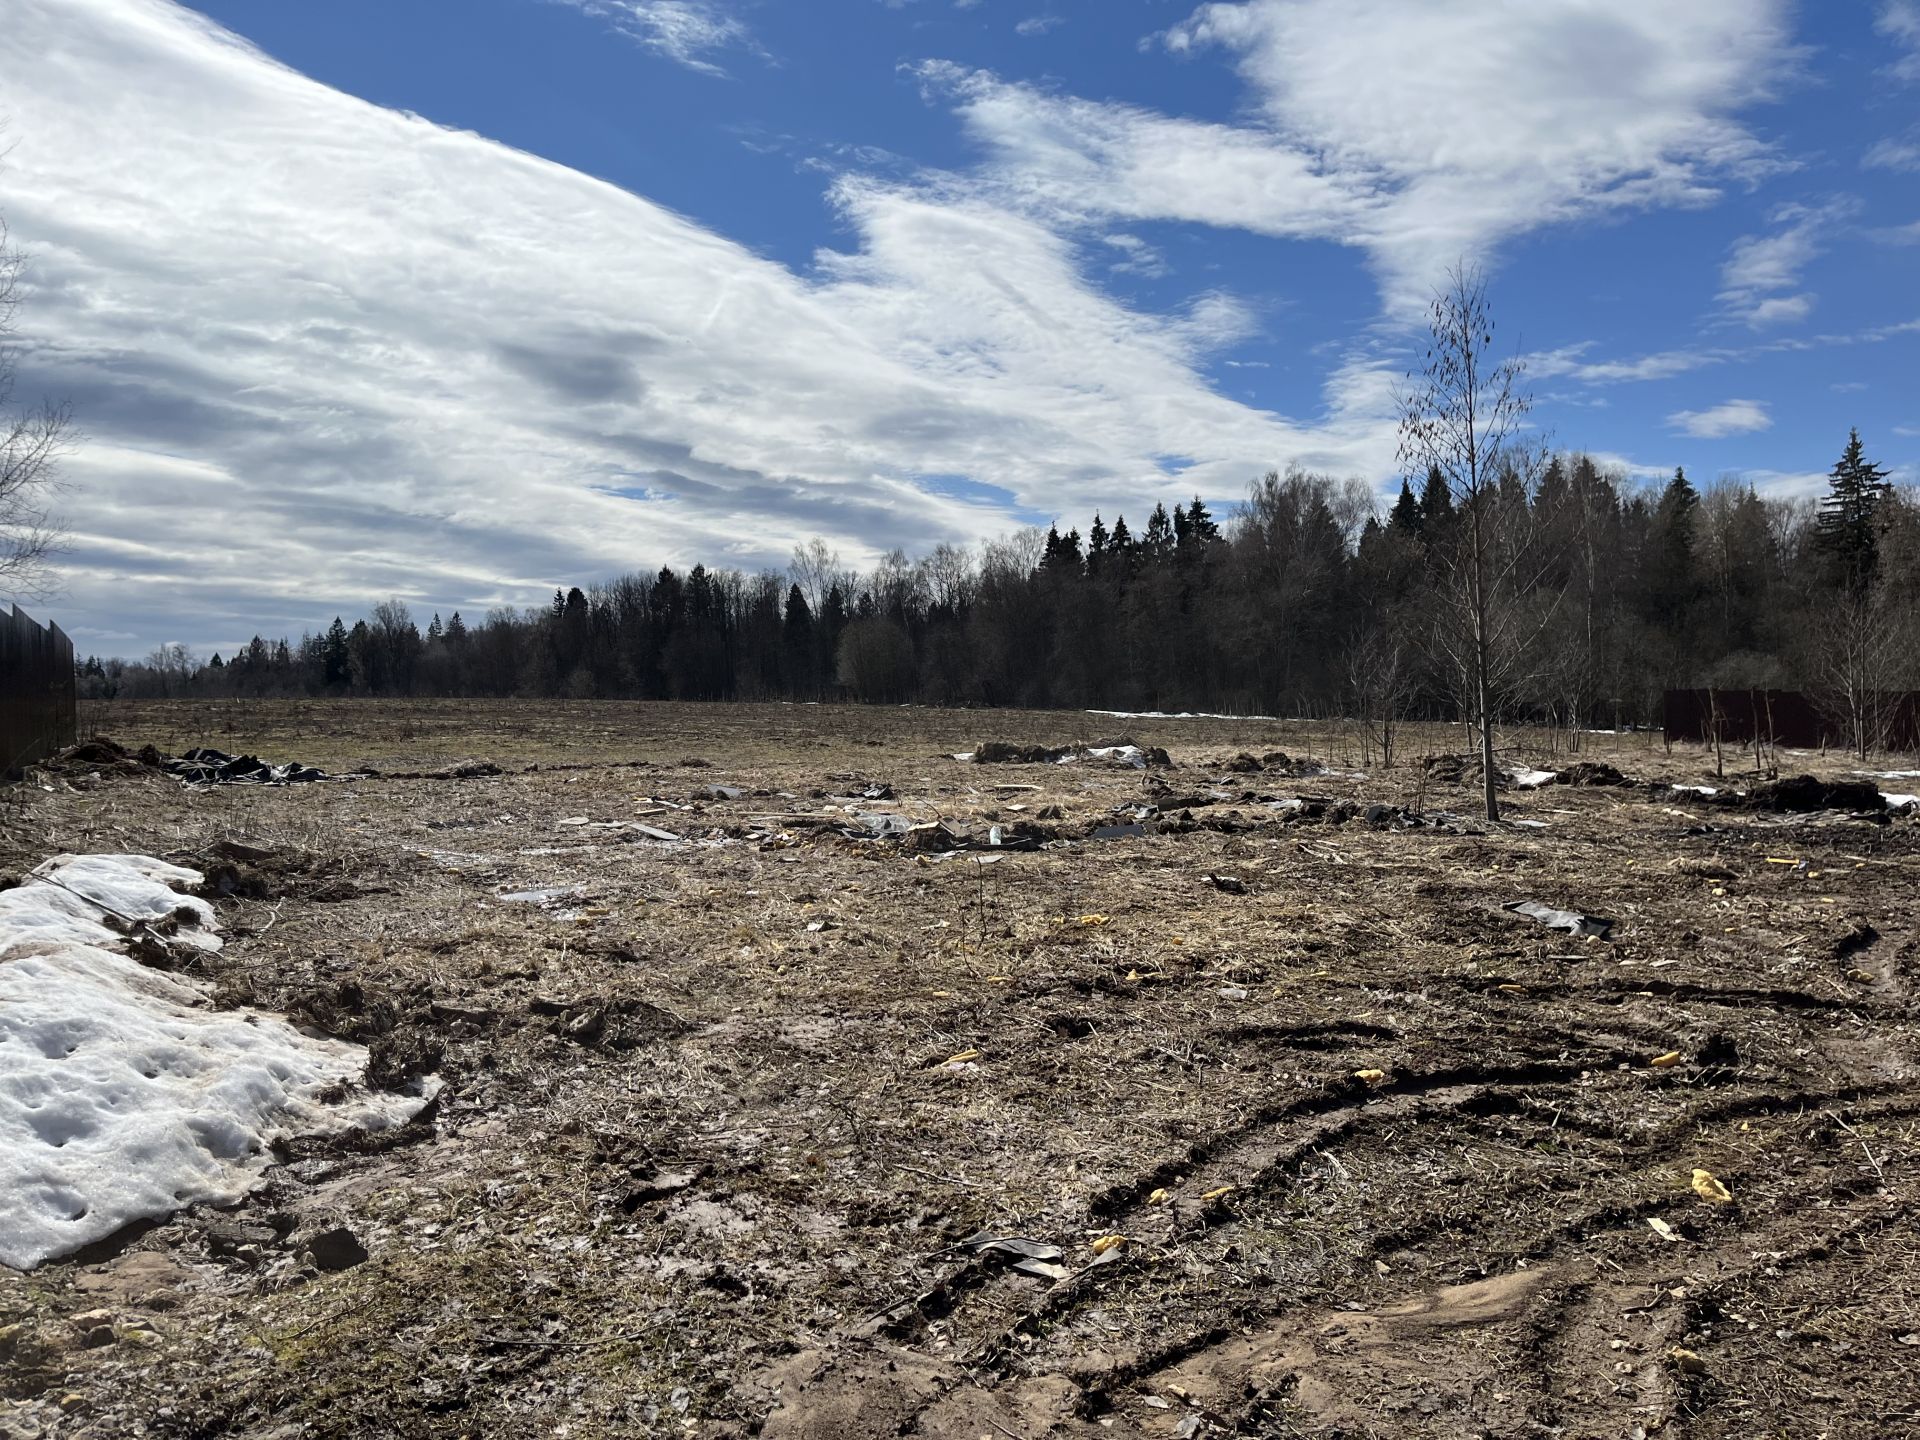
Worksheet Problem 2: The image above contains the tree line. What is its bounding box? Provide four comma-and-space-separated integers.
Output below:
82, 435, 1917, 734
77, 269, 1918, 786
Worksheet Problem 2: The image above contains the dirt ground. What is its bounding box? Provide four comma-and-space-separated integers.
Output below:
2, 699, 1917, 1440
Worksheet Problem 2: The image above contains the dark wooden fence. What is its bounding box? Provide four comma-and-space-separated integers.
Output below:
1664, 688, 1920, 752
1, 604, 77, 777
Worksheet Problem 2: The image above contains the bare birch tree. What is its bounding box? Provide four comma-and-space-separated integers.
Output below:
1397, 265, 1549, 821
0, 217, 72, 600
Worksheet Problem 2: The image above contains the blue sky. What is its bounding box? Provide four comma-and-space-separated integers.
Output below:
2, 0, 1917, 655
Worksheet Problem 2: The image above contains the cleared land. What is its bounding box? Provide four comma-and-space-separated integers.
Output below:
2, 699, 1917, 1439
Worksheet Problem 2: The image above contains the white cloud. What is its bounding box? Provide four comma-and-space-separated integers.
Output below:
1014, 16, 1065, 37
1880, 1, 1920, 83
1157, 0, 1792, 312
1531, 344, 1726, 385
1717, 200, 1854, 327
1864, 134, 1920, 170
1667, 398, 1773, 439
2, 0, 1400, 654
911, 2, 1793, 318
550, 0, 757, 75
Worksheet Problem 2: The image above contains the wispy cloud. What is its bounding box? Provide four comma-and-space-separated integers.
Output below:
1716, 200, 1855, 328
551, 0, 758, 75
1014, 15, 1065, 37
2, 0, 1399, 654
1880, 1, 1920, 83
1864, 133, 1920, 170
1668, 398, 1772, 438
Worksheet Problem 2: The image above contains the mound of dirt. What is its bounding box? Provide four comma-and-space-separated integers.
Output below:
972, 742, 1070, 764
1744, 774, 1886, 813
1553, 760, 1631, 786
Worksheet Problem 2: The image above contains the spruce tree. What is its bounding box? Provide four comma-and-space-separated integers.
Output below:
1418, 463, 1455, 538
322, 617, 351, 689
1388, 479, 1422, 537
1816, 427, 1891, 592
1183, 495, 1219, 543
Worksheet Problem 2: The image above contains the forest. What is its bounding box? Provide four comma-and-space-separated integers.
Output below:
84, 429, 1917, 748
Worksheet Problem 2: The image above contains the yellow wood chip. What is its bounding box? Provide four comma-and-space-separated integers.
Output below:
1691, 1168, 1733, 1205
944, 1049, 981, 1065
1650, 1051, 1682, 1068
1147, 1188, 1170, 1204
1354, 1068, 1387, 1084
1201, 1185, 1236, 1201
1090, 1234, 1127, 1254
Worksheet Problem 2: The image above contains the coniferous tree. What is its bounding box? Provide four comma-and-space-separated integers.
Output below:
322, 617, 351, 690
1388, 479, 1423, 537
1418, 463, 1456, 544
1817, 428, 1891, 593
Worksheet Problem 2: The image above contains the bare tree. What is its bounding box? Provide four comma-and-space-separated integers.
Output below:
1397, 265, 1549, 820
0, 217, 72, 600
788, 538, 856, 615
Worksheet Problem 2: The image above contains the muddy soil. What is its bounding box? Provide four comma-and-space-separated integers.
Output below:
1, 701, 1915, 1439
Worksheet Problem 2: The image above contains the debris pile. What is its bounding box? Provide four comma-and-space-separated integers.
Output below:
1552, 760, 1632, 787
1743, 775, 1886, 813
960, 742, 1172, 768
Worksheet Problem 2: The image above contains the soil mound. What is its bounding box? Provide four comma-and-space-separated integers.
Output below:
1744, 774, 1885, 812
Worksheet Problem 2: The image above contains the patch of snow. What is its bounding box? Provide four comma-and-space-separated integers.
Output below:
950, 752, 975, 762
1087, 710, 1280, 721
498, 886, 587, 906
1859, 769, 1920, 781
1884, 793, 1919, 812
1, 855, 431, 1271
1080, 745, 1147, 767
1510, 768, 1558, 789
1671, 784, 1720, 796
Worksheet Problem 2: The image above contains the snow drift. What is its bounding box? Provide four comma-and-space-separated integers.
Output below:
0, 855, 430, 1270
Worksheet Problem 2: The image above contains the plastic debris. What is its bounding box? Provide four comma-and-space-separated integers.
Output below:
1504, 901, 1613, 939
958, 1232, 1068, 1279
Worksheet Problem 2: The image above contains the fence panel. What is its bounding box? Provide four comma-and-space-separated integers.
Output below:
1, 603, 78, 777
1664, 688, 1920, 752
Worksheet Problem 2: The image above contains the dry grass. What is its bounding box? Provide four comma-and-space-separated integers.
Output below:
2, 699, 1916, 1439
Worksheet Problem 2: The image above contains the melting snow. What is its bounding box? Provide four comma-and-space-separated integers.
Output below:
0, 855, 431, 1271
1086, 710, 1280, 721
1510, 768, 1558, 789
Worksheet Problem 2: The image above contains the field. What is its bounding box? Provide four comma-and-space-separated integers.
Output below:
3, 699, 1917, 1440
